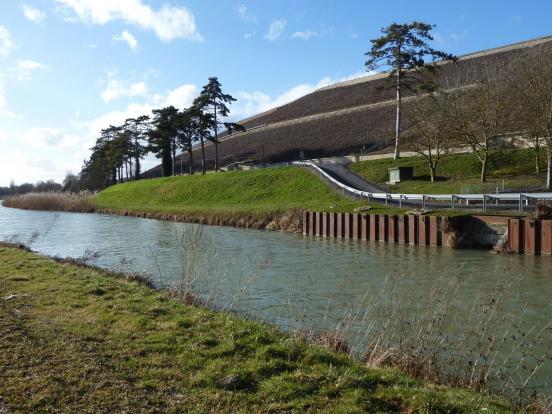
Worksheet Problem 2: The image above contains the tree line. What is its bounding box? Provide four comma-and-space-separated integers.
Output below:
0, 180, 62, 197
65, 77, 244, 192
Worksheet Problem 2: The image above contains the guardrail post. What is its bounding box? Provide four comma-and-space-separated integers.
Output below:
519, 194, 524, 213
398, 195, 402, 208
422, 195, 426, 210
483, 195, 487, 213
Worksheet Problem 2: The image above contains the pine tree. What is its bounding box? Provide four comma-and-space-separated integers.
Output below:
200, 77, 236, 172
365, 22, 456, 159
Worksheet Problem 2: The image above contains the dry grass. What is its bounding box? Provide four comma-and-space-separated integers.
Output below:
3, 191, 95, 212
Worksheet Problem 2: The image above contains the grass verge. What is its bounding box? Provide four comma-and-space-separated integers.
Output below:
94, 167, 364, 214
0, 244, 511, 413
350, 148, 547, 194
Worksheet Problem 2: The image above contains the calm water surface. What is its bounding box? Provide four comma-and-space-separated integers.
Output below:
1, 204, 551, 392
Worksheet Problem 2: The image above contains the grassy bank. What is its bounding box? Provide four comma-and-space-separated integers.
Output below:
2, 168, 411, 230
0, 244, 510, 413
350, 148, 547, 194
95, 167, 364, 214
92, 167, 410, 226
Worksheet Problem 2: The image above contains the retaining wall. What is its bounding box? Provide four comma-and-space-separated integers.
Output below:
302, 212, 552, 255
508, 218, 552, 255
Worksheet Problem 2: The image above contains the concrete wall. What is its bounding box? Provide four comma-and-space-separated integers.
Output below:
302, 211, 552, 256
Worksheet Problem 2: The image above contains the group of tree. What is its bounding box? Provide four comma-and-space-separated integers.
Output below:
0, 180, 62, 197
367, 22, 552, 190
69, 77, 243, 191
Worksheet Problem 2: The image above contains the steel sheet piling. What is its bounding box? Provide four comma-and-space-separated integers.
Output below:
370, 214, 379, 241
304, 211, 550, 255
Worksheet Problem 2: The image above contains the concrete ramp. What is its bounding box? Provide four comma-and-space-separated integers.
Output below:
313, 158, 384, 193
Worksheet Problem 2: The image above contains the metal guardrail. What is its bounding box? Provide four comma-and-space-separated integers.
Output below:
292, 161, 552, 212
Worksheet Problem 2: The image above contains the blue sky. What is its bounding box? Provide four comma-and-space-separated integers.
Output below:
0, 0, 551, 186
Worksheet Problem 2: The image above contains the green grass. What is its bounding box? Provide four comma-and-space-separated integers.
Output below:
94, 167, 403, 216
350, 148, 547, 194
0, 245, 511, 413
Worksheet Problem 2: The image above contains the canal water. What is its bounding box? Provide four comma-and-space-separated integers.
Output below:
1, 204, 550, 394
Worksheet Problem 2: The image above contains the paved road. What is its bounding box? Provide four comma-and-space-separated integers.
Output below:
313, 158, 384, 193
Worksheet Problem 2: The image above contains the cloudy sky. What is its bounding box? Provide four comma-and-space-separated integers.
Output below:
0, 0, 551, 186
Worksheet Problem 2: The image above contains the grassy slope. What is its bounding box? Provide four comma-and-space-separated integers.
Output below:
0, 245, 510, 413
350, 148, 547, 194
95, 167, 403, 216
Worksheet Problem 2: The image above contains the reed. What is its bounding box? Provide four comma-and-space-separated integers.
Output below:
3, 191, 95, 212
286, 273, 552, 409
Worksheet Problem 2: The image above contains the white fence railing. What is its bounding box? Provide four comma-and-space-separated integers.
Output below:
292, 161, 552, 212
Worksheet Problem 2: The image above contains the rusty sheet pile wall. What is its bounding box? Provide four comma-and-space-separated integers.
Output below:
303, 212, 552, 256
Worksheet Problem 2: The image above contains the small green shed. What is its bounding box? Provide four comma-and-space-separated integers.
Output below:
388, 166, 414, 184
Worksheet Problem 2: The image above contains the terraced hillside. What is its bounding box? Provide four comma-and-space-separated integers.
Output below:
145, 36, 552, 178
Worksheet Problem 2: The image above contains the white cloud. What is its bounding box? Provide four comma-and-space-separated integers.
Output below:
163, 84, 199, 110
100, 75, 148, 103
76, 102, 154, 149
56, 0, 203, 42
450, 30, 469, 41
82, 82, 199, 140
22, 4, 46, 23
265, 19, 286, 42
0, 149, 81, 185
232, 72, 376, 120
291, 30, 317, 40
433, 32, 446, 46
0, 82, 17, 118
22, 127, 84, 150
0, 26, 16, 57
10, 60, 48, 81
237, 5, 257, 23
114, 30, 138, 51
233, 78, 329, 119
244, 32, 255, 39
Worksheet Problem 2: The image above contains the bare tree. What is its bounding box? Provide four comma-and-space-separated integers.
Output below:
448, 69, 512, 183
510, 45, 552, 189
404, 94, 452, 182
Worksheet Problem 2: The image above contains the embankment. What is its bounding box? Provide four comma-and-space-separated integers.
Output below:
3, 168, 370, 231
0, 243, 512, 412
95, 207, 304, 232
